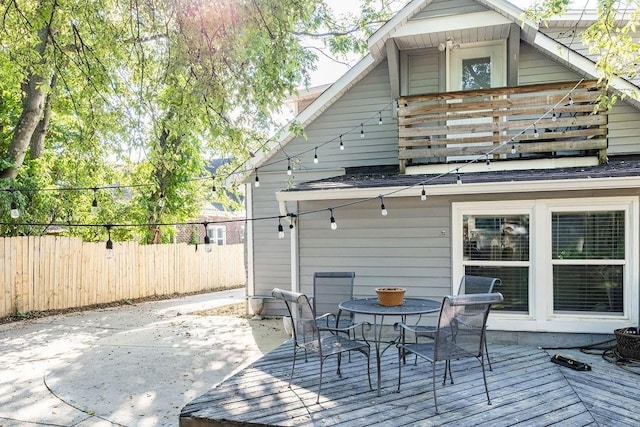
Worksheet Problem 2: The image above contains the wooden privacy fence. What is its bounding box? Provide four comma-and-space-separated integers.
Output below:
0, 236, 246, 318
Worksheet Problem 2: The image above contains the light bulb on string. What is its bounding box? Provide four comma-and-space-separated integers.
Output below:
569, 95, 574, 105
105, 225, 114, 259
329, 209, 337, 230
278, 218, 285, 239
534, 126, 539, 138
10, 200, 19, 219
486, 155, 491, 166
254, 169, 260, 188
421, 186, 427, 201
456, 169, 462, 185
552, 110, 557, 122
203, 223, 212, 252
287, 158, 292, 176
339, 135, 345, 150
313, 147, 319, 164
91, 188, 98, 214
378, 111, 383, 125
379, 195, 388, 216
360, 123, 365, 138
158, 192, 166, 209
511, 143, 516, 155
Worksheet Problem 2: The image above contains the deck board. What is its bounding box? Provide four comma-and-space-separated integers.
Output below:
181, 341, 639, 426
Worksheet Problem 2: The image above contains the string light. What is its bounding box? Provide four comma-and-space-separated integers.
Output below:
486, 155, 491, 166
569, 95, 574, 105
105, 225, 114, 259
378, 111, 383, 125
379, 195, 388, 216
278, 218, 285, 239
313, 147, 319, 164
420, 186, 427, 201
91, 188, 98, 214
203, 223, 213, 252
329, 209, 337, 230
254, 169, 260, 188
158, 192, 166, 209
10, 200, 19, 219
534, 126, 539, 138
552, 110, 557, 122
456, 169, 462, 185
511, 143, 516, 155
339, 135, 344, 150
360, 123, 365, 138
287, 158, 292, 175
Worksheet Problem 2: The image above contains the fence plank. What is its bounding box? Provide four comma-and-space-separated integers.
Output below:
0, 237, 245, 317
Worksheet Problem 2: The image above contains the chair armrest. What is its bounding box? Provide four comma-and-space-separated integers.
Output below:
319, 321, 371, 341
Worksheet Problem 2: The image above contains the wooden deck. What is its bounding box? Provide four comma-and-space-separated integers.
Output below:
180, 340, 640, 426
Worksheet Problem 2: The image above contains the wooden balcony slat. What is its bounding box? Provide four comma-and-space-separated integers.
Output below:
399, 138, 608, 159
399, 102, 602, 126
399, 114, 607, 139
398, 91, 602, 120
399, 128, 607, 148
398, 80, 599, 104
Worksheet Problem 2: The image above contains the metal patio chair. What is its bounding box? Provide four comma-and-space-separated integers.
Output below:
414, 275, 501, 369
311, 272, 356, 330
396, 292, 504, 414
271, 288, 372, 403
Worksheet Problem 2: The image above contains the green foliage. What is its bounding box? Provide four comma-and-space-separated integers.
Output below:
526, 1, 640, 105
0, 0, 403, 242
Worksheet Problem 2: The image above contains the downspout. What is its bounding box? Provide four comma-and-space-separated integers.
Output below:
246, 183, 255, 298
279, 200, 298, 293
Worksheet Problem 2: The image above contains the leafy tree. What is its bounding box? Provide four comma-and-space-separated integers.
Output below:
0, 0, 407, 241
525, 0, 640, 106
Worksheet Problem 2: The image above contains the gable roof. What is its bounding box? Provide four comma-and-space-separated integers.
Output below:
248, 0, 640, 174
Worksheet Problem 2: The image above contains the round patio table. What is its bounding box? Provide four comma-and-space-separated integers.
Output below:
339, 297, 441, 396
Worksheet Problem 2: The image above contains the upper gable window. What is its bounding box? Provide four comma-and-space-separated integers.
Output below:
447, 42, 506, 91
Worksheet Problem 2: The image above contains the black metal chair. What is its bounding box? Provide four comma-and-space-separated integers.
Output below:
311, 272, 356, 330
396, 292, 504, 414
414, 275, 501, 369
271, 287, 372, 403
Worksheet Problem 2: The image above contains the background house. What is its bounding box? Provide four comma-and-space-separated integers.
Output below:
244, 0, 640, 338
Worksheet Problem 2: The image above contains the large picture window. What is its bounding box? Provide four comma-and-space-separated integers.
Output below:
463, 214, 529, 313
552, 211, 625, 314
454, 198, 637, 333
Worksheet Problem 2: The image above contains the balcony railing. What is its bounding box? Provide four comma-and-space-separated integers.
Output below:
397, 80, 607, 172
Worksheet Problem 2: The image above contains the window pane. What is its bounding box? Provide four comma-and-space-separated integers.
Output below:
553, 265, 623, 313
552, 211, 624, 260
463, 215, 529, 261
464, 266, 529, 313
462, 57, 491, 90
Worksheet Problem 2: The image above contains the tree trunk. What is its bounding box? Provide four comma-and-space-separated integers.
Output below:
30, 73, 57, 160
0, 23, 52, 178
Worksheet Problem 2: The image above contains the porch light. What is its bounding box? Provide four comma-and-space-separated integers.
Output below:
329, 209, 337, 230
91, 188, 98, 214
360, 123, 365, 138
278, 218, 285, 239
379, 196, 388, 216
254, 169, 260, 188
421, 186, 427, 201
339, 135, 345, 150
313, 147, 318, 163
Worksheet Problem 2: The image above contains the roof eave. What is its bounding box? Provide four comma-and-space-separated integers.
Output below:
276, 176, 640, 202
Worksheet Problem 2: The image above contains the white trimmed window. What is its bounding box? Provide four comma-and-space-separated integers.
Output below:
453, 197, 638, 333
207, 225, 226, 246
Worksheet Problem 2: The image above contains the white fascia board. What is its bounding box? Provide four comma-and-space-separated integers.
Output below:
276, 176, 640, 203
249, 54, 377, 174
392, 10, 512, 39
368, 0, 431, 60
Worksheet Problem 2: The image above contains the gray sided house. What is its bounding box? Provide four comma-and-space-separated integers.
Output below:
244, 0, 640, 337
